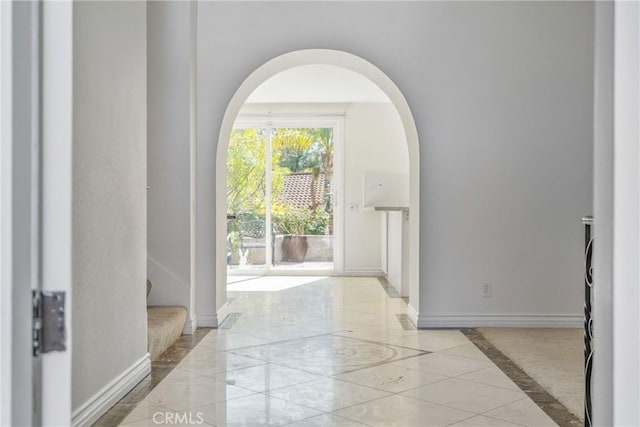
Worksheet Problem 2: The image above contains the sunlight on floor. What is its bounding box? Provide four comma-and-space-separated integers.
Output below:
226, 275, 328, 292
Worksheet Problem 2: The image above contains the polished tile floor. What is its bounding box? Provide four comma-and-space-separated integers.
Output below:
119, 277, 558, 426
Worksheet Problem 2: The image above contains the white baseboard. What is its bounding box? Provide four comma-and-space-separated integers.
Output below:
197, 303, 230, 328
72, 353, 151, 427
197, 314, 218, 328
342, 268, 384, 277
407, 304, 419, 327
384, 273, 403, 296
217, 302, 230, 326
417, 313, 583, 329
182, 315, 197, 335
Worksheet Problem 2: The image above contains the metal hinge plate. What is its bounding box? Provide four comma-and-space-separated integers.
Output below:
32, 290, 66, 356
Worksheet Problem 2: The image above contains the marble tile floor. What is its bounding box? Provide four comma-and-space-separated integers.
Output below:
116, 276, 561, 427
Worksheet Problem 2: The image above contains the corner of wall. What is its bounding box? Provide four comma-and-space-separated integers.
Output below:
182, 314, 198, 335
197, 302, 229, 328
147, 255, 190, 309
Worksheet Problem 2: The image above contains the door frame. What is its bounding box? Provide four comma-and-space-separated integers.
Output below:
228, 115, 344, 276
0, 2, 74, 425
0, 2, 15, 423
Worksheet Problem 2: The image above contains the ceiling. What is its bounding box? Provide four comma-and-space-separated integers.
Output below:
245, 64, 391, 104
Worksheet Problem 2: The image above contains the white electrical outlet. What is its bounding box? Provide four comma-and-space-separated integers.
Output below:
481, 284, 491, 298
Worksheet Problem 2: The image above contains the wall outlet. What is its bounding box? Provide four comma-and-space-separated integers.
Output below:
481, 284, 491, 298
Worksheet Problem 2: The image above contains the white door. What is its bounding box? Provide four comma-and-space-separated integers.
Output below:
0, 2, 73, 425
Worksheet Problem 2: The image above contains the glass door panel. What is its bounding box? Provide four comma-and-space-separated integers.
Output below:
271, 128, 334, 270
226, 128, 267, 271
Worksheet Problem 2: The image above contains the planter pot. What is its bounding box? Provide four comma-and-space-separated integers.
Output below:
281, 235, 309, 262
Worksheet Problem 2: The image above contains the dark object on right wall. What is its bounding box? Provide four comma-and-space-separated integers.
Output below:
582, 216, 594, 427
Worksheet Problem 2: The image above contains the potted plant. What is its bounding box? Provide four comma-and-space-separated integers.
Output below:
272, 203, 311, 262
272, 203, 331, 262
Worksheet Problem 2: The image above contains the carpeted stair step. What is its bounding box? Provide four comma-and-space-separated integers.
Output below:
147, 306, 187, 361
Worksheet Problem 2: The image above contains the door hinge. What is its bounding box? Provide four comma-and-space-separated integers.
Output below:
32, 290, 66, 357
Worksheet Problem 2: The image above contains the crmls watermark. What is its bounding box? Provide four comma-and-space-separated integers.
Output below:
152, 411, 205, 425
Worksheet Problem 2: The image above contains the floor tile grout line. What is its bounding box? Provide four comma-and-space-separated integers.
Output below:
320, 375, 402, 395
329, 412, 374, 427
334, 334, 432, 353
328, 393, 405, 415
386, 391, 515, 423
227, 331, 337, 348
387, 374, 454, 395
118, 400, 174, 426
461, 328, 582, 426
403, 392, 526, 420
340, 392, 479, 419
436, 345, 495, 362
259, 383, 391, 418
275, 411, 373, 427
392, 373, 523, 413
328, 351, 430, 376
179, 361, 270, 378
442, 407, 528, 427
474, 396, 532, 426
220, 352, 331, 377
452, 370, 529, 394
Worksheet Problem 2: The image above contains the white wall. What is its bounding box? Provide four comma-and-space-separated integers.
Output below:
147, 1, 195, 331
343, 103, 408, 273
71, 0, 148, 414
197, 1, 594, 327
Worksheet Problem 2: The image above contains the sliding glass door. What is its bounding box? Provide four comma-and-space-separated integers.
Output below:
226, 119, 340, 274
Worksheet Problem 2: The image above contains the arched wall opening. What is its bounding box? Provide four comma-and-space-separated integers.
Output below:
214, 49, 422, 323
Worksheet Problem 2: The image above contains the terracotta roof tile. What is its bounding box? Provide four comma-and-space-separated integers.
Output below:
280, 172, 327, 208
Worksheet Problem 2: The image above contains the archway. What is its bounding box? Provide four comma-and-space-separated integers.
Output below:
215, 49, 422, 325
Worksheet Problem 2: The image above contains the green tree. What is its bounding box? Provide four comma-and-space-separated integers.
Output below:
310, 128, 334, 178
226, 128, 267, 214
309, 128, 334, 212
272, 128, 318, 172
